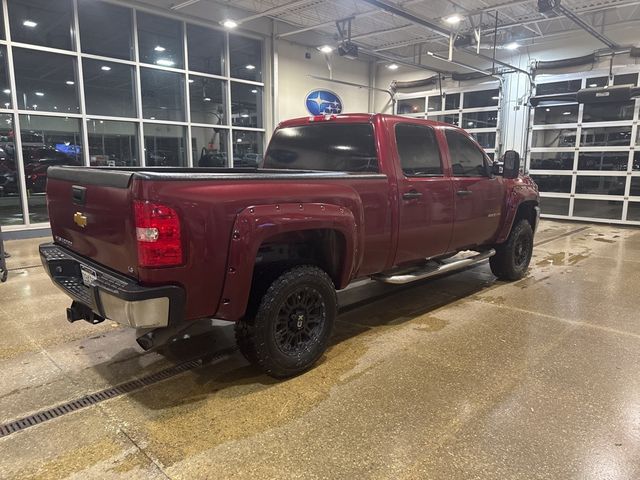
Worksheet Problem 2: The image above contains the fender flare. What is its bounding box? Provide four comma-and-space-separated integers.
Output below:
215, 202, 361, 321
495, 189, 539, 244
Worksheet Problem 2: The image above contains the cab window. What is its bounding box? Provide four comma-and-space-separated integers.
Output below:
395, 123, 443, 176
445, 129, 489, 177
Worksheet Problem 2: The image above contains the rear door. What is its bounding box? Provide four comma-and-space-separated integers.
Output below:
445, 129, 505, 249
394, 122, 454, 264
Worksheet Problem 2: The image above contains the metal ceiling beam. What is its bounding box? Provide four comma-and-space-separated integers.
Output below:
552, 3, 619, 50
235, 0, 320, 24
359, 0, 451, 38
276, 0, 424, 38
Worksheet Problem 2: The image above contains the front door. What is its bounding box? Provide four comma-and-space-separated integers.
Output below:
394, 123, 455, 265
445, 129, 505, 249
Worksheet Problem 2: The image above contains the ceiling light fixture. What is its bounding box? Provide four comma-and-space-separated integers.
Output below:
505, 42, 520, 50
23, 20, 37, 28
156, 59, 175, 67
245, 64, 256, 70
387, 63, 399, 70
444, 14, 462, 25
222, 19, 238, 29
101, 65, 111, 71
318, 45, 334, 54
154, 45, 166, 52
203, 97, 211, 102
35, 92, 44, 96
2, 89, 9, 94
589, 83, 598, 87
65, 80, 74, 85
251, 89, 258, 93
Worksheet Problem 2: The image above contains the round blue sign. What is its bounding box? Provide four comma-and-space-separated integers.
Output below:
305, 89, 343, 115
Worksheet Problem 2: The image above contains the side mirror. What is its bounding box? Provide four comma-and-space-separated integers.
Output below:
502, 150, 521, 179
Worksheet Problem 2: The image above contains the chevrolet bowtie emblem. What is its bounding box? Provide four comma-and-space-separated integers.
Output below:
74, 212, 87, 228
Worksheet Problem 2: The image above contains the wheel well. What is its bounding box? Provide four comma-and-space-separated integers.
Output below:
514, 200, 539, 231
254, 229, 346, 287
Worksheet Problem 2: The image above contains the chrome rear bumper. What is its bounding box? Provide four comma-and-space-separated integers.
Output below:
40, 243, 184, 328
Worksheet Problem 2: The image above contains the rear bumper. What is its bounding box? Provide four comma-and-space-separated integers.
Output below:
39, 243, 184, 328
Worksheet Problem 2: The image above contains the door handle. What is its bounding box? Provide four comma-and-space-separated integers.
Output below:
402, 190, 423, 200
456, 190, 473, 197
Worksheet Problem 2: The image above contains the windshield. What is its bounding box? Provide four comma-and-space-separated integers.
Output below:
263, 123, 378, 173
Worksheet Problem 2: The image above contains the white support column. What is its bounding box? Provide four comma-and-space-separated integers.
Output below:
2, 0, 30, 226
132, 9, 146, 167
73, 0, 90, 167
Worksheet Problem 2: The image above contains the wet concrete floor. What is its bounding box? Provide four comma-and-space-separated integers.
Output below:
0, 220, 639, 479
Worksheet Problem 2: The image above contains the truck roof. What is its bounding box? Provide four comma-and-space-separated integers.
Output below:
277, 113, 457, 129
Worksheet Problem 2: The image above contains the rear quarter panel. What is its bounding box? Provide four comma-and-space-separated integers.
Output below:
133, 175, 392, 321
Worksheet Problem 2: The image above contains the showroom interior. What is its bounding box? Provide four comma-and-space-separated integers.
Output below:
1, 0, 640, 478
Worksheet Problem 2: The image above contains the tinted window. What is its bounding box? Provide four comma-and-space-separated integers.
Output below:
395, 124, 442, 176
8, 0, 74, 50
83, 59, 136, 118
229, 35, 262, 82
446, 130, 487, 177
78, 0, 133, 60
137, 12, 183, 68
264, 124, 378, 173
13, 48, 79, 113
187, 24, 225, 75
463, 89, 499, 108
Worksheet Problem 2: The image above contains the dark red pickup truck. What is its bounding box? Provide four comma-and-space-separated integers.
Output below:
40, 113, 539, 378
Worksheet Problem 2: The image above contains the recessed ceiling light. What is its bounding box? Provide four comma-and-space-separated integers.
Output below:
2, 89, 9, 94
505, 42, 520, 50
101, 65, 111, 71
237, 138, 242, 142
492, 96, 500, 100
35, 92, 44, 96
245, 64, 256, 70
589, 83, 598, 87
222, 19, 238, 29
203, 97, 211, 102
444, 14, 462, 24
156, 59, 175, 67
154, 45, 166, 52
23, 20, 37, 28
32, 104, 37, 109
562, 111, 572, 115
65, 80, 74, 85
149, 116, 156, 120
545, 108, 550, 112
251, 89, 258, 93
188, 79, 194, 83
241, 113, 249, 118
387, 63, 399, 70
318, 45, 334, 54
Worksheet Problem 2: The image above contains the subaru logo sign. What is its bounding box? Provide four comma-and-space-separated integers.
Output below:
305, 89, 343, 115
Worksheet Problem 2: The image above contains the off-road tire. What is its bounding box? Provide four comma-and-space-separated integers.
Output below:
235, 265, 337, 378
490, 219, 534, 281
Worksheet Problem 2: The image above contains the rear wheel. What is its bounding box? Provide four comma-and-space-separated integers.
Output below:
235, 265, 337, 378
490, 219, 533, 281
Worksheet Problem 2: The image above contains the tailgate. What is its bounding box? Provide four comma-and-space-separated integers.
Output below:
46, 167, 139, 278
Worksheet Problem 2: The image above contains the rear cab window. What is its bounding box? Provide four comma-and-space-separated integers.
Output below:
263, 123, 378, 173
395, 123, 443, 177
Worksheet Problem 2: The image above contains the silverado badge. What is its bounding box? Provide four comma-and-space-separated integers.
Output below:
74, 212, 87, 228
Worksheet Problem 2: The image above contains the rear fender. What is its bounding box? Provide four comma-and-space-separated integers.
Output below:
215, 203, 360, 321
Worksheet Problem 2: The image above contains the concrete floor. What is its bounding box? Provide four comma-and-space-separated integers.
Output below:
0, 220, 639, 479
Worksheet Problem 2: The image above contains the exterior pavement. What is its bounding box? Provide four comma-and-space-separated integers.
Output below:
0, 220, 638, 479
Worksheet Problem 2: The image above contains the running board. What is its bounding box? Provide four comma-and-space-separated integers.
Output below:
373, 249, 495, 285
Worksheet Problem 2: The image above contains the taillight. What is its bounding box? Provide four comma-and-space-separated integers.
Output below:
134, 200, 183, 267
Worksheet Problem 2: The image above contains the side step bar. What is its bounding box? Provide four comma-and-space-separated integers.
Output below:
373, 249, 495, 285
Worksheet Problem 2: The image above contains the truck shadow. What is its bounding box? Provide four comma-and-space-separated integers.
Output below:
111, 265, 500, 411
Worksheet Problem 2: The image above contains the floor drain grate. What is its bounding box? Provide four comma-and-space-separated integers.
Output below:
0, 347, 237, 439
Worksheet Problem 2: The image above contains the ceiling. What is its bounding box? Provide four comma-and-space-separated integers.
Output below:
158, 0, 640, 70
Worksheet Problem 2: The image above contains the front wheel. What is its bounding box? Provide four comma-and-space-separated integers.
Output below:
490, 219, 534, 281
235, 265, 337, 379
